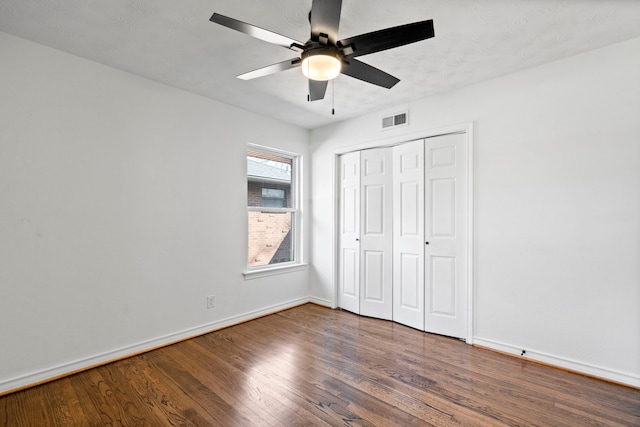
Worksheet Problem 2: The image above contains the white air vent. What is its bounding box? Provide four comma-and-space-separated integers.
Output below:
381, 111, 408, 130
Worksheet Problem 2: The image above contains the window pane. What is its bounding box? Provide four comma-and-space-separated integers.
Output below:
261, 188, 285, 208
247, 154, 292, 208
248, 211, 293, 267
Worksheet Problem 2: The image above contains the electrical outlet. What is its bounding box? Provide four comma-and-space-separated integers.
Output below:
207, 295, 215, 309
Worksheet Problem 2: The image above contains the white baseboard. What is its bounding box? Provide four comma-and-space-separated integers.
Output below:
473, 337, 640, 388
308, 296, 333, 308
0, 297, 310, 395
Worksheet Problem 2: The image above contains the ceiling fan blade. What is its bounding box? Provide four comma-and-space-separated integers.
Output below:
309, 80, 328, 101
211, 13, 304, 52
238, 58, 302, 80
310, 0, 343, 44
341, 59, 400, 89
338, 20, 434, 58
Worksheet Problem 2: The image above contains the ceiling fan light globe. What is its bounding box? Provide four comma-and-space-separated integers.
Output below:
301, 54, 341, 81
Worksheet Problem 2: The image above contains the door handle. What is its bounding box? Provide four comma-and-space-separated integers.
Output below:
425, 241, 430, 245
356, 238, 360, 242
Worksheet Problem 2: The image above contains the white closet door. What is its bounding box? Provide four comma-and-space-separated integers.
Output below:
424, 133, 468, 339
359, 147, 393, 320
338, 151, 361, 314
392, 140, 425, 330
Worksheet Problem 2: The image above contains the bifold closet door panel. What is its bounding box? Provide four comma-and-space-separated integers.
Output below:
359, 148, 393, 320
424, 133, 468, 339
338, 151, 360, 314
392, 140, 425, 330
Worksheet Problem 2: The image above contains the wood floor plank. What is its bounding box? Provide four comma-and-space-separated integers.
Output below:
193, 329, 350, 426
261, 311, 507, 426
142, 347, 254, 426
114, 355, 207, 426
71, 366, 155, 426
168, 341, 293, 426
1, 304, 639, 426
2, 386, 60, 427
242, 320, 454, 425
41, 377, 90, 426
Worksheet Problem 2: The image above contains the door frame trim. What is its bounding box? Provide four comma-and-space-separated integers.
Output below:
332, 122, 475, 344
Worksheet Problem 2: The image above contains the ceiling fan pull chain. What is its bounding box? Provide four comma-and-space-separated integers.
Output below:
332, 79, 335, 115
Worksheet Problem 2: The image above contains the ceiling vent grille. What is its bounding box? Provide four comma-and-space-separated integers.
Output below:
382, 111, 408, 130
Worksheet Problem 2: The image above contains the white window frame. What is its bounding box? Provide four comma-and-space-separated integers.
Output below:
244, 144, 304, 279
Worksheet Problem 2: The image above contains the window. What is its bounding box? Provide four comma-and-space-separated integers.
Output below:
261, 188, 285, 208
247, 147, 300, 270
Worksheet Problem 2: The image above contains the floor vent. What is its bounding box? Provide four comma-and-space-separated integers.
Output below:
382, 111, 408, 130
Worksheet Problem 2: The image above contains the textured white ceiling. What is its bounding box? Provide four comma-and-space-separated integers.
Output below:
2, 0, 640, 129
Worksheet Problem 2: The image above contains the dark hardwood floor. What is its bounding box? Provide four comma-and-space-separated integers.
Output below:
1, 303, 639, 426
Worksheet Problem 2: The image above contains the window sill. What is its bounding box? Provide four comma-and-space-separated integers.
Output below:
243, 263, 308, 280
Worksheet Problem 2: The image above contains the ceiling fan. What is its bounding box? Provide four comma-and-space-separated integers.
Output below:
210, 0, 434, 101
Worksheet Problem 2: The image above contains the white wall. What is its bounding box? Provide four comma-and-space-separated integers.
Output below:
0, 31, 310, 394
309, 37, 640, 386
